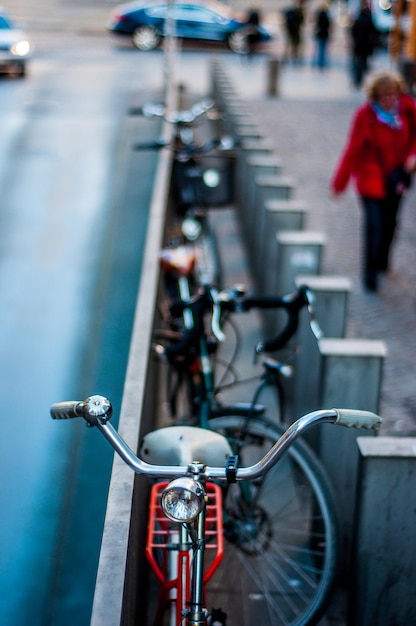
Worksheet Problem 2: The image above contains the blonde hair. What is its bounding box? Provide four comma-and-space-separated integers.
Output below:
364, 70, 405, 103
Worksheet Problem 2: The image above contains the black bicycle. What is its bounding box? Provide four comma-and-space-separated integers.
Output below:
133, 97, 237, 292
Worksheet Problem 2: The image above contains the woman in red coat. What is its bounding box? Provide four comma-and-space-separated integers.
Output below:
331, 70, 416, 291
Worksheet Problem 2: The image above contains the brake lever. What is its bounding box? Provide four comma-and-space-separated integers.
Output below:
210, 288, 226, 342
304, 287, 324, 340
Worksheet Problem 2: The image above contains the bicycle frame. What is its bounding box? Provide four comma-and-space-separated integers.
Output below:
147, 481, 224, 626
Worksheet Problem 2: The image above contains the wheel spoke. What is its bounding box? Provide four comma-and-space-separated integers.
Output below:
207, 415, 339, 625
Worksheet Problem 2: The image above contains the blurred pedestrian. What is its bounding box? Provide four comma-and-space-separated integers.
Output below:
350, 0, 379, 87
331, 70, 416, 292
244, 5, 262, 57
282, 0, 304, 64
312, 1, 331, 70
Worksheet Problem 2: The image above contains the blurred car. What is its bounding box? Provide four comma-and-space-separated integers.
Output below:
107, 1, 273, 52
0, 10, 32, 76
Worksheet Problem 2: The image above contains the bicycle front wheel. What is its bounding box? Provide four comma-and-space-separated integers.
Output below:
207, 415, 339, 626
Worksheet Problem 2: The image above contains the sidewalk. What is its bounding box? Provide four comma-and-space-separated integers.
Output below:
207, 43, 416, 438
201, 42, 415, 626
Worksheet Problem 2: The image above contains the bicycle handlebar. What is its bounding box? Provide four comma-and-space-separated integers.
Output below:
133, 135, 237, 156
129, 98, 215, 125
50, 396, 382, 480
161, 285, 322, 360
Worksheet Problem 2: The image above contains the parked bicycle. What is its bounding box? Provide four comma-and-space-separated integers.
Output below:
51, 396, 381, 626
154, 283, 321, 426
132, 96, 237, 291
148, 281, 352, 624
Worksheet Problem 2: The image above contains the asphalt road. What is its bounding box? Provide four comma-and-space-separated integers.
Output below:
0, 5, 164, 624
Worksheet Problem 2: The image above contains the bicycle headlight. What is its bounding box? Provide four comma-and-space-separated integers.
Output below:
203, 168, 221, 189
161, 477, 205, 523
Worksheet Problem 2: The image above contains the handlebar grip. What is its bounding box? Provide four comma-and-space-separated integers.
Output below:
333, 409, 382, 430
50, 395, 113, 426
50, 401, 83, 420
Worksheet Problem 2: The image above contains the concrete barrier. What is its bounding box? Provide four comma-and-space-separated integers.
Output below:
350, 436, 416, 625
267, 56, 280, 97
267, 230, 325, 295
292, 274, 352, 417
252, 174, 295, 280
316, 338, 387, 572
235, 139, 275, 228
259, 200, 306, 294
263, 231, 325, 336
240, 157, 283, 249
90, 44, 178, 626
234, 123, 263, 140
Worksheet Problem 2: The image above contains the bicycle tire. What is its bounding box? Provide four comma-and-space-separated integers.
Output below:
207, 414, 339, 626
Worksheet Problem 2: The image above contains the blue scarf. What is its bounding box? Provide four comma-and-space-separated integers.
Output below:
373, 102, 402, 129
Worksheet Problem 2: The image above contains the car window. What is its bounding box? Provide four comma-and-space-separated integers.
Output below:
172, 6, 218, 23
0, 16, 11, 29
145, 5, 168, 18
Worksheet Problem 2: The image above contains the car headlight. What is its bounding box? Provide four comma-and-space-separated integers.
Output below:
11, 40, 31, 57
161, 477, 205, 523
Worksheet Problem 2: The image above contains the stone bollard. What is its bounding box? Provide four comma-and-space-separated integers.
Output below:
292, 275, 352, 418
316, 338, 387, 573
241, 157, 283, 249
350, 437, 416, 626
235, 139, 275, 226
234, 124, 264, 141
222, 111, 255, 136
259, 200, 306, 295
252, 175, 295, 281
267, 230, 325, 295
267, 55, 280, 97
263, 231, 325, 336
240, 137, 274, 155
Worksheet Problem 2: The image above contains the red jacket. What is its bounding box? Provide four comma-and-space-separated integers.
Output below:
331, 94, 416, 198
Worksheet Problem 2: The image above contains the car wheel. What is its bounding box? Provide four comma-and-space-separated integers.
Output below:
132, 26, 160, 50
227, 30, 249, 54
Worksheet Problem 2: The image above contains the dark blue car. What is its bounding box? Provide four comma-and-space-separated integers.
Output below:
107, 1, 273, 52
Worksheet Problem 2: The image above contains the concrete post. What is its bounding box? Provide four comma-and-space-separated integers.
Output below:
235, 139, 275, 221
252, 175, 295, 280
267, 56, 280, 97
234, 124, 263, 140
259, 200, 306, 294
350, 437, 416, 626
240, 137, 274, 154
263, 231, 325, 336
292, 275, 352, 418
317, 338, 387, 572
241, 157, 283, 250
269, 230, 325, 295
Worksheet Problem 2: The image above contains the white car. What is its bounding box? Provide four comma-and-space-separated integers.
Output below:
0, 10, 32, 76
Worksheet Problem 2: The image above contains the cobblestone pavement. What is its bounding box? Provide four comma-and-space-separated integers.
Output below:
207, 22, 416, 626
216, 35, 416, 438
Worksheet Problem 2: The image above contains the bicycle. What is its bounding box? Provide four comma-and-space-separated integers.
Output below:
132, 96, 237, 291
149, 281, 353, 624
50, 396, 381, 626
155, 282, 321, 426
